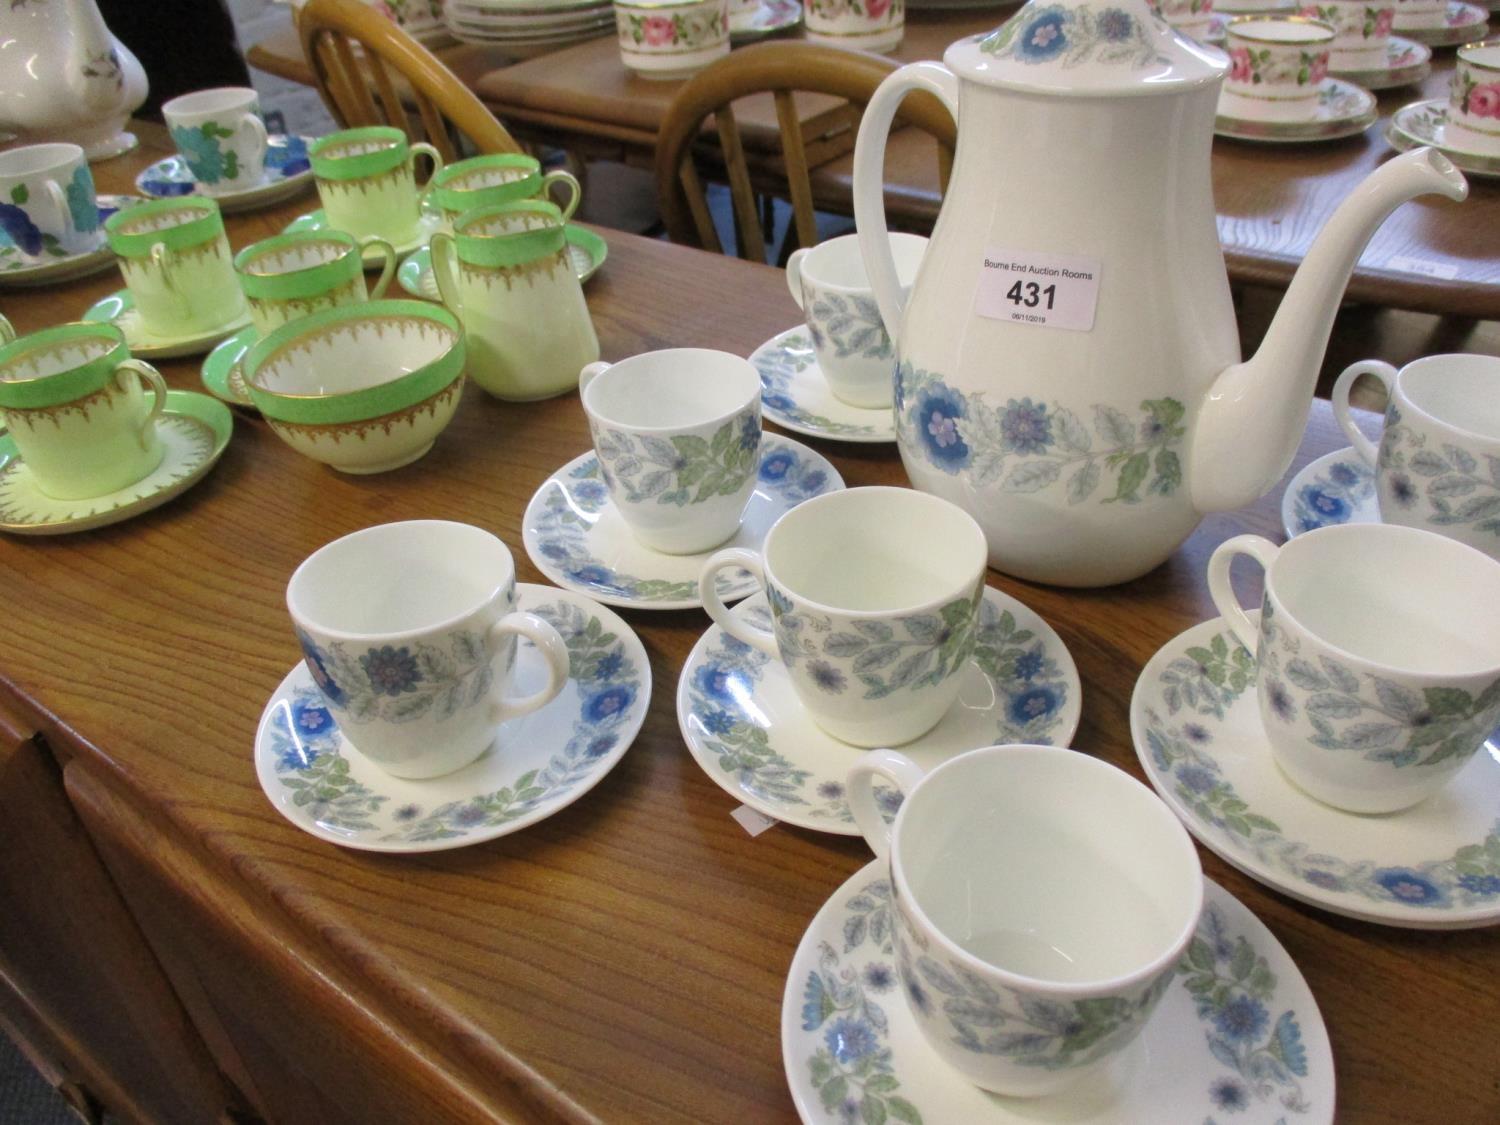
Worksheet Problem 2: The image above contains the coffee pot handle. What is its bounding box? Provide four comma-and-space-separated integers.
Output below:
847, 749, 926, 859
852, 61, 958, 349
1205, 534, 1281, 656
1331, 360, 1396, 468
699, 548, 779, 658
484, 611, 570, 724
114, 359, 168, 451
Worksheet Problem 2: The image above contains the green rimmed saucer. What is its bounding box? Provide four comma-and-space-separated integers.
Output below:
397, 225, 608, 301
1386, 98, 1500, 179
0, 390, 233, 535
82, 290, 252, 360
1216, 79, 1378, 143
283, 208, 444, 262
200, 324, 257, 408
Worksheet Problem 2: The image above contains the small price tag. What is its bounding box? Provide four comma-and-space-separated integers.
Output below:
732, 805, 778, 837
975, 247, 1103, 332
1388, 255, 1459, 281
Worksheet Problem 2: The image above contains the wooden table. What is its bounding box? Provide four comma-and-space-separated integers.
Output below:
1, 125, 1498, 1124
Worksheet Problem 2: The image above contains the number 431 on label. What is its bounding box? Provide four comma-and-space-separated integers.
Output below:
974, 248, 1103, 333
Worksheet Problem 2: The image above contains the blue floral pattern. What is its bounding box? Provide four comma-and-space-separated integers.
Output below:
752, 330, 893, 439
1375, 402, 1500, 540
268, 594, 647, 844
1289, 454, 1373, 533
897, 363, 1186, 503
64, 165, 100, 234
1141, 624, 1500, 914
169, 121, 242, 185
589, 405, 759, 507
138, 134, 310, 199
980, 4, 1166, 69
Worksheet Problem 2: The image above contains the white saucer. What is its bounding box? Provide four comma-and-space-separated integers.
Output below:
82, 290, 252, 359
1132, 614, 1500, 928
1216, 79, 1378, 143
522, 436, 844, 610
255, 584, 650, 852
0, 390, 232, 535
783, 863, 1334, 1124
1280, 447, 1378, 537
136, 135, 314, 214
1392, 1, 1489, 46
678, 588, 1081, 833
750, 327, 897, 444
0, 194, 144, 288
1329, 36, 1432, 89
283, 208, 445, 261
730, 0, 802, 39
1386, 98, 1500, 179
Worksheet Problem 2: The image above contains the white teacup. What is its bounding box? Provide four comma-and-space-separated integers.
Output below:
580, 349, 761, 554
162, 87, 270, 196
0, 142, 103, 261
786, 233, 926, 409
1208, 524, 1500, 813
288, 521, 571, 779
1448, 40, 1500, 157
1301, 0, 1394, 63
1224, 16, 1335, 122
1333, 354, 1500, 562
848, 744, 1203, 1096
700, 487, 987, 747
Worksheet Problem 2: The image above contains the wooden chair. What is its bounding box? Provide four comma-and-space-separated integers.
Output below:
655, 41, 956, 263
297, 0, 520, 160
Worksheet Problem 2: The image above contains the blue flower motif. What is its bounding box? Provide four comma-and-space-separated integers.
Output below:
1016, 9, 1070, 62
1008, 684, 1061, 725
999, 397, 1054, 455
539, 542, 571, 561
360, 645, 421, 696
0, 203, 43, 256
914, 382, 971, 473
1177, 764, 1218, 795
169, 123, 235, 185
268, 135, 310, 176
862, 964, 895, 992
825, 1016, 879, 1064
763, 392, 797, 413
65, 165, 99, 234
1389, 472, 1418, 508
278, 741, 318, 770
1214, 994, 1269, 1043
1329, 462, 1361, 487
759, 448, 796, 481
572, 480, 608, 507
1304, 869, 1347, 891
1273, 1011, 1308, 1077
454, 804, 489, 827
817, 780, 845, 800
1210, 1076, 1250, 1112
794, 469, 828, 496
1013, 647, 1045, 681
1098, 8, 1134, 40
876, 788, 904, 818
767, 584, 795, 618
695, 662, 739, 704
1458, 873, 1500, 896
801, 972, 830, 1031
1302, 487, 1348, 521
297, 631, 346, 707
393, 803, 421, 821
720, 634, 751, 655
592, 651, 625, 681
583, 684, 636, 723
1264, 677, 1296, 723
291, 698, 335, 739
1183, 722, 1211, 743
807, 659, 847, 694
700, 709, 738, 736
568, 564, 627, 593
585, 734, 618, 759
738, 411, 760, 453
1374, 867, 1446, 905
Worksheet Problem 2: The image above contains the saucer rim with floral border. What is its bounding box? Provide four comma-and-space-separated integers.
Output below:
749, 326, 897, 445
1391, 1, 1490, 47
0, 194, 147, 288
254, 583, 650, 853
82, 290, 252, 360
1328, 35, 1432, 90
134, 134, 315, 214
1131, 612, 1500, 929
781, 862, 1334, 1125
1215, 79, 1378, 144
676, 589, 1082, 834
1386, 99, 1500, 179
1279, 447, 1378, 538
521, 436, 844, 611
0, 390, 232, 536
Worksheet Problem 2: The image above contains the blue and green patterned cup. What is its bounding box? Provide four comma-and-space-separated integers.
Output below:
0, 142, 103, 262
162, 87, 270, 196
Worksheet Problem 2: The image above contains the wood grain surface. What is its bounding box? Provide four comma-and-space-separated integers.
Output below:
0, 125, 1497, 1123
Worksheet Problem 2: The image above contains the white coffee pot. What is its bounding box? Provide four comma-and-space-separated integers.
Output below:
853, 0, 1466, 587
0, 0, 148, 160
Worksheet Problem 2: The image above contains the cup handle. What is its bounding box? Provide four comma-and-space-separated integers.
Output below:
847, 749, 926, 859
1206, 534, 1281, 656
409, 142, 444, 186
1330, 360, 1395, 468
361, 236, 397, 298
240, 112, 270, 172
115, 359, 168, 451
0, 313, 14, 345
785, 247, 808, 310
577, 359, 611, 395
429, 232, 462, 317
485, 611, 570, 725
699, 548, 778, 657
43, 180, 78, 245
541, 169, 582, 223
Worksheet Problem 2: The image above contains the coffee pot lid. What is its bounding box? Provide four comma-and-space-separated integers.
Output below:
948, 0, 1227, 96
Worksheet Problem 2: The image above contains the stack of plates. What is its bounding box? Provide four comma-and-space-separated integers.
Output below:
443, 0, 615, 47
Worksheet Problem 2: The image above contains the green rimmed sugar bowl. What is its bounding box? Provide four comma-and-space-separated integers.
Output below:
234, 229, 397, 337
309, 126, 443, 246
104, 197, 247, 338
430, 199, 599, 401
428, 154, 581, 232
242, 300, 466, 474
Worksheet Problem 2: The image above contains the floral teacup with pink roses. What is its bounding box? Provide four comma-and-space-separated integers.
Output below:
1223, 15, 1335, 121
1299, 0, 1394, 64
614, 0, 730, 80
805, 0, 905, 55
1449, 40, 1500, 155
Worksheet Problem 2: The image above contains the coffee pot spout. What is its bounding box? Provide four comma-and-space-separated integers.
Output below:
1190, 148, 1468, 515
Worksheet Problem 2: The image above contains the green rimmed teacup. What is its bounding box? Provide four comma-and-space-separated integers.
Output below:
310, 126, 443, 246
429, 154, 581, 231
234, 230, 396, 336
105, 197, 246, 338
243, 299, 466, 474
0, 321, 167, 499
431, 199, 598, 402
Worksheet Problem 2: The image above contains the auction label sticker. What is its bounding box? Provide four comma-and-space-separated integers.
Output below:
975, 248, 1102, 332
